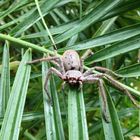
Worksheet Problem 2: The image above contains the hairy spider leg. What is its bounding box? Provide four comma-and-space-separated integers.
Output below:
82, 76, 109, 122
44, 67, 64, 105
27, 56, 65, 74
83, 67, 120, 77
81, 49, 93, 60
103, 74, 140, 109
80, 49, 94, 73
27, 56, 59, 64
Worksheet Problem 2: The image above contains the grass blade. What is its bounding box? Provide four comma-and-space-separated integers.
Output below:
101, 0, 140, 22
68, 87, 79, 140
77, 89, 89, 140
59, 23, 140, 51
86, 35, 140, 64
21, 21, 77, 40
42, 61, 57, 140
0, 49, 31, 140
10, 0, 60, 36
68, 87, 89, 140
0, 42, 10, 117
42, 60, 65, 140
53, 0, 122, 44
0, 33, 54, 55
0, 112, 44, 125
0, 0, 29, 19
100, 85, 124, 140
50, 76, 65, 140
116, 63, 140, 77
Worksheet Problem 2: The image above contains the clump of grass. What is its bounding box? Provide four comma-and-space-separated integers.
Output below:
0, 0, 140, 139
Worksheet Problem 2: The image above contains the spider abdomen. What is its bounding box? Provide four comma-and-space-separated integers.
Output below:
62, 50, 81, 71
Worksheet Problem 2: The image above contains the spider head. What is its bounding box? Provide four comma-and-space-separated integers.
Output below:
64, 70, 83, 85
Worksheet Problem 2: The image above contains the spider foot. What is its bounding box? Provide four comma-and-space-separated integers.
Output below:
102, 109, 110, 123
48, 98, 53, 106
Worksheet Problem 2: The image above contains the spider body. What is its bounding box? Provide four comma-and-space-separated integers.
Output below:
62, 50, 81, 70
28, 49, 140, 122
64, 70, 83, 85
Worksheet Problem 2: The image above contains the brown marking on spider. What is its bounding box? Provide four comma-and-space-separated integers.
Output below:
27, 50, 140, 122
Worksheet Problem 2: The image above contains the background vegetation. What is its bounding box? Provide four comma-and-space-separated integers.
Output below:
0, 0, 140, 140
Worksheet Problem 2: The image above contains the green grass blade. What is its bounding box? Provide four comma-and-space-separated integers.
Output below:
53, 0, 122, 44
0, 42, 10, 117
0, 1, 72, 32
101, 0, 140, 21
68, 87, 89, 140
0, 33, 54, 55
22, 0, 140, 43
116, 63, 140, 77
0, 49, 31, 140
0, 10, 33, 31
42, 61, 57, 140
0, 112, 44, 125
10, 0, 60, 36
59, 23, 140, 51
50, 76, 65, 140
42, 60, 65, 140
86, 35, 140, 64
0, 61, 20, 74
35, 0, 57, 49
0, 0, 28, 19
68, 87, 79, 140
100, 85, 124, 140
21, 21, 77, 40
77, 89, 89, 140
93, 17, 118, 37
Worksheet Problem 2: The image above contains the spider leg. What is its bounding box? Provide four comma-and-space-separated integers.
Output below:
80, 50, 94, 72
83, 66, 120, 77
27, 56, 59, 64
81, 49, 94, 60
82, 76, 110, 122
83, 68, 95, 76
103, 74, 140, 108
61, 81, 67, 96
27, 56, 65, 74
78, 81, 83, 91
44, 67, 64, 105
94, 66, 120, 77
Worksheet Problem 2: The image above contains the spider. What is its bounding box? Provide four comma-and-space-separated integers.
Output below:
27, 50, 140, 121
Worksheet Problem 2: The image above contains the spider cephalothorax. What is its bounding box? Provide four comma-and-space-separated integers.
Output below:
28, 49, 140, 121
64, 70, 83, 85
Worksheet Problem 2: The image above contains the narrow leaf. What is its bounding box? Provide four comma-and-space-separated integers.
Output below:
68, 87, 79, 140
59, 23, 140, 51
77, 89, 89, 140
0, 0, 29, 19
100, 85, 124, 140
53, 0, 122, 44
0, 42, 10, 117
0, 33, 54, 55
0, 49, 31, 140
21, 21, 77, 40
50, 76, 65, 140
86, 35, 140, 64
0, 112, 44, 125
42, 61, 57, 140
101, 0, 140, 22
116, 63, 140, 77
10, 0, 61, 36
